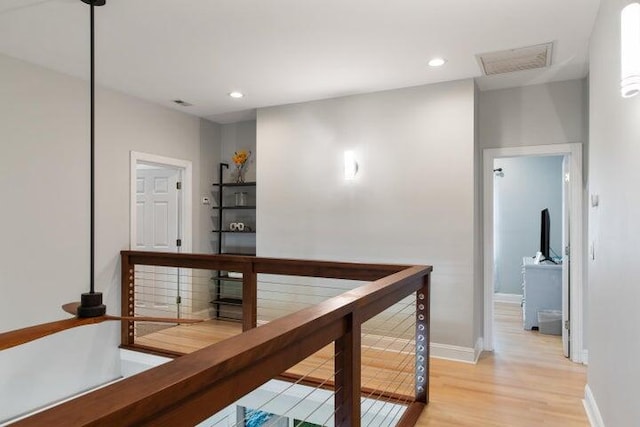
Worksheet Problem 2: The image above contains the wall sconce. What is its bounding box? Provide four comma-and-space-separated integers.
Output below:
621, 2, 640, 98
344, 150, 359, 180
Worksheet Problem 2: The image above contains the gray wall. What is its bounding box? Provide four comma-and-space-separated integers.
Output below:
493, 156, 563, 295
479, 79, 587, 149
0, 53, 219, 421
199, 120, 222, 253
220, 121, 257, 184
257, 79, 479, 349
199, 120, 256, 254
478, 78, 589, 349
473, 82, 484, 349
588, 0, 640, 424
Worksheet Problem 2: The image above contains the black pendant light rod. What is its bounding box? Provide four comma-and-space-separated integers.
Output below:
78, 0, 106, 318
90, 0, 96, 294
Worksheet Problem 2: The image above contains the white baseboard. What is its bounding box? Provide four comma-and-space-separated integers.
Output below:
361, 334, 483, 364
361, 337, 483, 364
260, 320, 484, 365
583, 384, 605, 427
474, 337, 484, 363
582, 350, 589, 365
493, 293, 523, 304
431, 338, 483, 364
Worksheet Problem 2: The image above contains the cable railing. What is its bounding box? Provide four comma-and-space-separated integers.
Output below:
13, 251, 432, 427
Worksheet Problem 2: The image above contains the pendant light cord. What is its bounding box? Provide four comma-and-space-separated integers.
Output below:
90, 0, 95, 294
77, 0, 106, 317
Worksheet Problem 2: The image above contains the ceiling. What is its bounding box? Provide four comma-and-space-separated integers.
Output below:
0, 0, 600, 123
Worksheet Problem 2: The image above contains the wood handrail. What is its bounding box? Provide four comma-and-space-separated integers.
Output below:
13, 253, 432, 426
120, 250, 409, 281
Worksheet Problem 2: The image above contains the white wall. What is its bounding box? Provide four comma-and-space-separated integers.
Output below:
493, 156, 563, 294
257, 79, 478, 349
587, 0, 640, 424
0, 53, 219, 421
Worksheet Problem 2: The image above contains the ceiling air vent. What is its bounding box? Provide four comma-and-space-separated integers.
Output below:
476, 42, 553, 76
172, 99, 193, 107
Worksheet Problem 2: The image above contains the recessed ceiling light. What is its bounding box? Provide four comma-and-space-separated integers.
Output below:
428, 57, 447, 67
229, 91, 244, 99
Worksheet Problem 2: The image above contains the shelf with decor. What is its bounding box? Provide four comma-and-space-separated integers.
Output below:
211, 162, 256, 321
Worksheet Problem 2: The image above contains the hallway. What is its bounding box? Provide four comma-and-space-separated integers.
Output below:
416, 302, 588, 426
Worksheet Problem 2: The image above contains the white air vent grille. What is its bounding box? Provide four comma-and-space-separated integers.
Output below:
476, 42, 553, 76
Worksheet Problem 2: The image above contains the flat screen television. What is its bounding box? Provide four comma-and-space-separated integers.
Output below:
539, 208, 554, 263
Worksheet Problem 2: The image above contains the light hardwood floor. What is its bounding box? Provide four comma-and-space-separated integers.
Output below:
134, 302, 588, 426
415, 302, 588, 426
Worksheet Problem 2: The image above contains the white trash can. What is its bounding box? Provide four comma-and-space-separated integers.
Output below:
537, 309, 562, 335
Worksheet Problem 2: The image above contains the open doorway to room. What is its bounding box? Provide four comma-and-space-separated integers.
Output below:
493, 155, 566, 356
483, 144, 584, 363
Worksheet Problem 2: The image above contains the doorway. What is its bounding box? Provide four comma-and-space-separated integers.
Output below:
493, 155, 566, 356
129, 151, 192, 328
483, 143, 584, 363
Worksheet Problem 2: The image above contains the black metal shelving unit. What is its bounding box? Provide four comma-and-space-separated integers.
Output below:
211, 163, 256, 320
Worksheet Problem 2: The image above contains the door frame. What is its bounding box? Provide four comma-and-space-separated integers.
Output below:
130, 151, 193, 252
483, 143, 584, 363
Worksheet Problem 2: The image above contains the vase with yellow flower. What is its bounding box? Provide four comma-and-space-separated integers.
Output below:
231, 149, 251, 183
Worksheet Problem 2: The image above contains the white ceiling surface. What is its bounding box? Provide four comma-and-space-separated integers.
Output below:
0, 0, 600, 123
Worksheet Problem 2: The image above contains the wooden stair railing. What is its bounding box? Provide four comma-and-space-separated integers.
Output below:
12, 252, 431, 427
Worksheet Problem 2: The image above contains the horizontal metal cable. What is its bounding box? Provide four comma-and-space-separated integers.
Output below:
296, 384, 340, 427
267, 371, 338, 425
233, 361, 341, 427
133, 281, 213, 290
255, 294, 414, 311
360, 312, 416, 358
381, 398, 412, 427
256, 296, 330, 304
319, 405, 339, 427
134, 292, 229, 303
366, 360, 415, 427
363, 349, 415, 401
128, 268, 421, 427
360, 300, 415, 339
361, 313, 414, 344
257, 287, 345, 298
360, 320, 416, 395
361, 336, 416, 424
133, 271, 370, 294
362, 322, 416, 383
258, 279, 360, 292
134, 270, 213, 279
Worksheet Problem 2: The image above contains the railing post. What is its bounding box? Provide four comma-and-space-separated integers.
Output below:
121, 252, 135, 346
415, 273, 430, 403
335, 313, 361, 427
242, 262, 257, 331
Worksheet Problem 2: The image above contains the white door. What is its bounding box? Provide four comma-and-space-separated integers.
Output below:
561, 156, 570, 357
135, 166, 181, 320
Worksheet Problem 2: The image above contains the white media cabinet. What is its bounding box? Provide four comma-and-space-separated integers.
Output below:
522, 257, 562, 330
